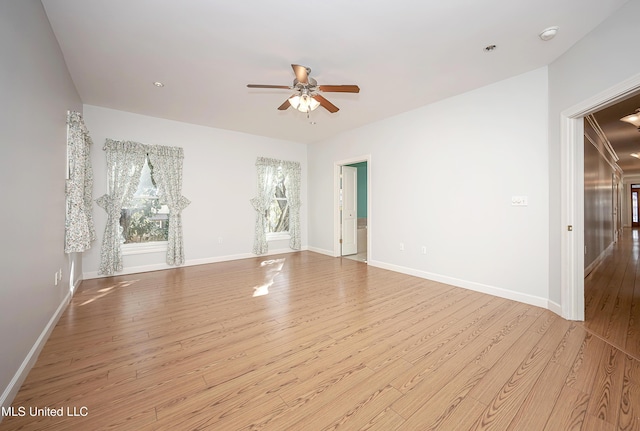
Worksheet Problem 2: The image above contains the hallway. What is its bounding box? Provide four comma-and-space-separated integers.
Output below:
584, 228, 640, 360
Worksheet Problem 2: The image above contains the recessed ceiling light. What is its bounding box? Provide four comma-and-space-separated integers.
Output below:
539, 26, 559, 41
483, 44, 497, 52
153, 81, 165, 87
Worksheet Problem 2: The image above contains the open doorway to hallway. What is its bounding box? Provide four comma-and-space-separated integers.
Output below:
561, 74, 640, 321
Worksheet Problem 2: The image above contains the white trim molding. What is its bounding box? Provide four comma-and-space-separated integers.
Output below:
368, 259, 550, 310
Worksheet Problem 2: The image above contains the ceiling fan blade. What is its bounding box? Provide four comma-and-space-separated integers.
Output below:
291, 64, 309, 84
277, 99, 291, 110
247, 84, 291, 89
313, 95, 339, 113
318, 85, 360, 93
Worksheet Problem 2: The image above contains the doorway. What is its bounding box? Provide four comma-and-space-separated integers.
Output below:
632, 184, 640, 228
562, 74, 640, 321
334, 156, 371, 263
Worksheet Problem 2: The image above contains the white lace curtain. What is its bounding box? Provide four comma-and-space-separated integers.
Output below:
250, 157, 301, 254
65, 111, 96, 253
147, 145, 191, 265
96, 139, 190, 275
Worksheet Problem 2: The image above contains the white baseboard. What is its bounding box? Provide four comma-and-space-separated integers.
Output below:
367, 259, 549, 310
71, 278, 82, 295
547, 299, 563, 317
306, 246, 335, 257
0, 290, 71, 416
83, 247, 308, 280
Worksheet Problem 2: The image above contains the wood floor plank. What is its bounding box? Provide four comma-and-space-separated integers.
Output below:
543, 385, 590, 431
586, 343, 626, 427
295, 382, 402, 431
356, 407, 406, 431
565, 333, 607, 394
618, 355, 640, 431
549, 323, 587, 368
506, 361, 570, 430
397, 362, 488, 429
471, 304, 539, 370
469, 346, 552, 430
583, 413, 617, 431
467, 323, 546, 405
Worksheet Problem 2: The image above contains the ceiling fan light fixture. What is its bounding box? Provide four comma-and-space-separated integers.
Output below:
289, 93, 320, 113
621, 108, 640, 130
248, 64, 357, 114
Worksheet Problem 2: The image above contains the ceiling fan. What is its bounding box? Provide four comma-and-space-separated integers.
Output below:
247, 64, 360, 115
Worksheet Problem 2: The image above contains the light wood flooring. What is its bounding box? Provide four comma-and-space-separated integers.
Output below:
2, 231, 640, 430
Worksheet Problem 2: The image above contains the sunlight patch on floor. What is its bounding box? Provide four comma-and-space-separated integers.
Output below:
252, 258, 285, 297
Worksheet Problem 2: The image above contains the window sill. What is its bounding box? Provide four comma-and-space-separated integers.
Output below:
266, 232, 291, 242
121, 241, 168, 255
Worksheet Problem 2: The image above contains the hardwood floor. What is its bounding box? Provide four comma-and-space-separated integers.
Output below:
584, 229, 640, 362
2, 233, 640, 430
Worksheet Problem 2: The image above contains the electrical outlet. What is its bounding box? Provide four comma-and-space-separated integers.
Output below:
400, 242, 404, 251
511, 196, 528, 206
421, 246, 427, 255
218, 237, 223, 244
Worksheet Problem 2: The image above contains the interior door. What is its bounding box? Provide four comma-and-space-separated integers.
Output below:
341, 166, 358, 256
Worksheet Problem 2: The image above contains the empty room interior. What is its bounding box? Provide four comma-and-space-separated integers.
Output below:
3, 1, 640, 429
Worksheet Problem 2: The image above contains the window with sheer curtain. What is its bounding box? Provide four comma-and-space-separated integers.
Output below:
96, 139, 190, 275
250, 157, 301, 255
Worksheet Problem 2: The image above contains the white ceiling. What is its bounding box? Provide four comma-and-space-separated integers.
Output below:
41, 0, 629, 144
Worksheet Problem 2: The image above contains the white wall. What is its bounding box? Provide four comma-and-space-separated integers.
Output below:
548, 0, 640, 305
81, 105, 308, 277
0, 1, 83, 410
309, 67, 550, 307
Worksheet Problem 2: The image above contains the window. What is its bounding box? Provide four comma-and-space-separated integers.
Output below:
266, 167, 289, 236
251, 157, 300, 255
119, 157, 169, 245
